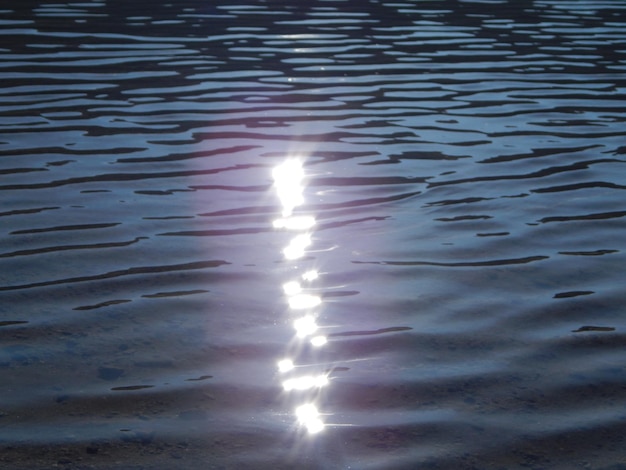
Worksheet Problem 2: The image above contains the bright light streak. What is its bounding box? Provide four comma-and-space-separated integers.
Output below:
295, 403, 325, 434
302, 270, 319, 281
282, 374, 329, 391
277, 358, 295, 373
282, 281, 302, 296
293, 315, 318, 338
288, 293, 321, 310
310, 335, 327, 347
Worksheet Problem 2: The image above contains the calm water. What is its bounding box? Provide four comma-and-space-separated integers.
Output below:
1, 1, 626, 468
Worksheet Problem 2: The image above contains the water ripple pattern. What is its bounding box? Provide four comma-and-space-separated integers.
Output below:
1, 1, 625, 469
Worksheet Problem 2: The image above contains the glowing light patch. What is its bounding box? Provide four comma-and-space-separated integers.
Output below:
272, 159, 304, 184
273, 215, 316, 230
295, 403, 325, 434
283, 233, 311, 260
277, 359, 295, 373
272, 160, 305, 217
310, 335, 327, 347
288, 293, 321, 310
282, 281, 302, 296
282, 374, 329, 392
305, 417, 325, 434
293, 315, 318, 338
302, 270, 319, 281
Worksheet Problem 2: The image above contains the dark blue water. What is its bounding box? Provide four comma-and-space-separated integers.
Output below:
1, 1, 626, 468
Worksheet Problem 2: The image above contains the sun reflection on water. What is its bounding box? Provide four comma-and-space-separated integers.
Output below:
287, 293, 322, 310
293, 315, 318, 338
282, 233, 312, 260
302, 270, 319, 282
310, 335, 328, 347
282, 374, 329, 392
295, 403, 325, 434
282, 281, 302, 296
272, 157, 329, 435
277, 358, 295, 373
273, 215, 316, 230
272, 159, 305, 217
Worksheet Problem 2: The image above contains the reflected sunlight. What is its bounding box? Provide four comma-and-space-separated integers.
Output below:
272, 159, 305, 217
310, 335, 328, 347
283, 233, 312, 260
282, 374, 329, 392
277, 358, 295, 373
282, 281, 302, 296
295, 403, 325, 434
272, 157, 330, 437
273, 215, 316, 230
293, 315, 318, 338
288, 293, 322, 310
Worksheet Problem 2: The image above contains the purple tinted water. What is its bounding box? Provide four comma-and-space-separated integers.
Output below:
1, 1, 625, 468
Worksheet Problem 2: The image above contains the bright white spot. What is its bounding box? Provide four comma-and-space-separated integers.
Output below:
272, 159, 304, 184
272, 160, 305, 217
295, 403, 318, 421
302, 270, 319, 281
295, 403, 325, 434
277, 358, 295, 373
310, 335, 327, 347
305, 417, 325, 434
282, 281, 302, 296
282, 374, 329, 391
288, 294, 321, 310
283, 233, 311, 260
293, 315, 318, 338
273, 215, 316, 230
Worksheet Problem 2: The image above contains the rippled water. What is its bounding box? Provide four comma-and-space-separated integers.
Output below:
2, 1, 626, 469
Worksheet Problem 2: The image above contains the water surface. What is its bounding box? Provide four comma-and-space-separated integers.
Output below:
1, 1, 626, 468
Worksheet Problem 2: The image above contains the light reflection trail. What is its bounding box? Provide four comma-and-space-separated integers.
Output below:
272, 157, 329, 434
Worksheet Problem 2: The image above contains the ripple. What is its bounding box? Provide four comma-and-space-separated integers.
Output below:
1, 1, 626, 468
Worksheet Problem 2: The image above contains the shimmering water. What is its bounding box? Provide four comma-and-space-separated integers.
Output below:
1, 1, 626, 468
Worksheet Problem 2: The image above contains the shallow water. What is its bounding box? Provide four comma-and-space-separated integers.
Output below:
1, 1, 626, 468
